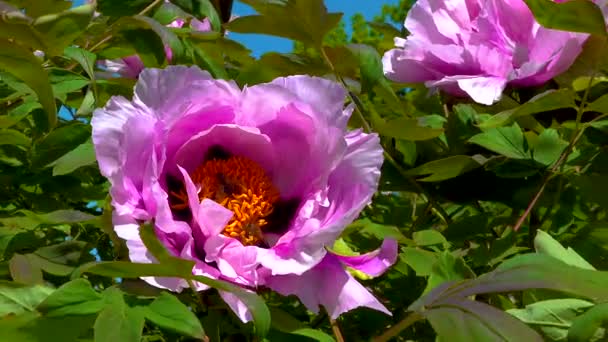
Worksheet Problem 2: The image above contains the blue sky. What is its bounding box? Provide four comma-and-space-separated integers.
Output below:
73, 0, 399, 56
231, 0, 399, 56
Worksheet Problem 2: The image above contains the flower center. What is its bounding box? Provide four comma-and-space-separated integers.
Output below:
171, 156, 279, 246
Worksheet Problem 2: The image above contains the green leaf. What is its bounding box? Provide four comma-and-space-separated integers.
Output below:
144, 292, 205, 339
0, 16, 46, 51
531, 129, 568, 167
48, 140, 97, 176
0, 39, 56, 129
49, 68, 90, 97
406, 155, 485, 182
129, 15, 184, 62
568, 303, 608, 341
345, 43, 382, 91
454, 254, 608, 303
425, 252, 475, 294
0, 129, 30, 146
0, 210, 97, 230
37, 279, 105, 317
97, 0, 156, 17
508, 299, 595, 341
522, 0, 606, 35
9, 254, 43, 285
76, 227, 271, 338
25, 253, 75, 277
270, 307, 335, 342
424, 298, 543, 342
469, 123, 530, 159
31, 122, 91, 168
0, 281, 54, 316
16, 0, 72, 18
227, 0, 342, 48
585, 92, 608, 113
413, 230, 448, 247
33, 5, 95, 56
64, 46, 97, 81
534, 230, 595, 270
479, 89, 576, 129
110, 15, 183, 67
94, 288, 145, 342
0, 101, 41, 129
375, 117, 444, 141
401, 248, 437, 276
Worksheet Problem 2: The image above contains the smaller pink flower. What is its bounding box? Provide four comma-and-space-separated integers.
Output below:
98, 17, 211, 79
382, 0, 598, 105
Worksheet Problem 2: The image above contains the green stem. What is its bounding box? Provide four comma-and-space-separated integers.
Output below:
513, 74, 596, 232
372, 312, 424, 342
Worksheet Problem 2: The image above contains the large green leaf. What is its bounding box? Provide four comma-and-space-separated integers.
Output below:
74, 224, 271, 337
424, 298, 543, 342
9, 254, 44, 285
0, 209, 97, 230
0, 39, 56, 129
508, 299, 595, 341
479, 90, 576, 129
534, 231, 595, 270
37, 279, 105, 317
531, 129, 568, 167
33, 5, 95, 56
523, 0, 606, 35
0, 16, 46, 51
375, 116, 445, 141
406, 155, 485, 182
424, 252, 475, 294
144, 292, 205, 339
94, 288, 145, 342
0, 129, 30, 146
97, 0, 156, 17
31, 122, 91, 168
469, 123, 530, 159
269, 307, 335, 342
227, 0, 342, 48
48, 140, 97, 176
568, 303, 608, 341
0, 281, 54, 316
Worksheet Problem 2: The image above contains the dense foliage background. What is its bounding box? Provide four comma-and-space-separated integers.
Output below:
1, 0, 608, 341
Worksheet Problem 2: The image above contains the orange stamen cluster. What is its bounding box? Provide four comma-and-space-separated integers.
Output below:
171, 156, 279, 246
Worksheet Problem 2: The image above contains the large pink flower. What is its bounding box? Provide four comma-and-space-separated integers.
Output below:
92, 66, 397, 321
382, 0, 595, 105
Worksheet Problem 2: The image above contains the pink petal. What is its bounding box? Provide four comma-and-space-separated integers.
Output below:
172, 124, 275, 176
266, 255, 391, 319
219, 290, 253, 323
332, 239, 398, 277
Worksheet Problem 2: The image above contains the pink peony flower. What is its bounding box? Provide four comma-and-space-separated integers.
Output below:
98, 17, 211, 79
92, 65, 397, 321
382, 0, 595, 105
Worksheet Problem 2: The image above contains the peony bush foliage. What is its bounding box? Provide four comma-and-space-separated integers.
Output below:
1, 0, 608, 341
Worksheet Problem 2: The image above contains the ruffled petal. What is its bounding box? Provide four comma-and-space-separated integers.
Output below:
332, 239, 398, 277
260, 130, 382, 276
204, 235, 260, 286
173, 124, 275, 176
270, 75, 349, 129
266, 255, 391, 319
219, 290, 253, 323
135, 66, 241, 127
456, 76, 507, 105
